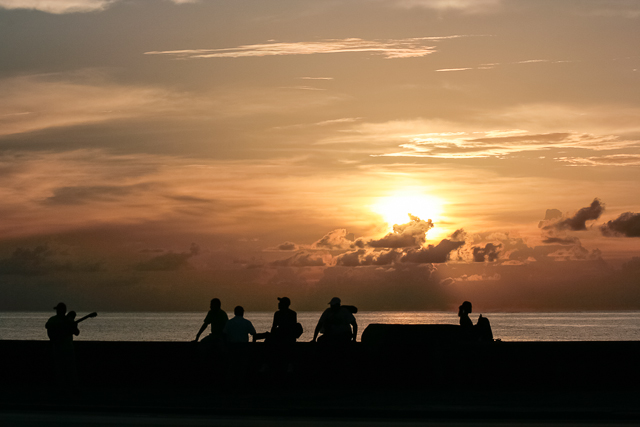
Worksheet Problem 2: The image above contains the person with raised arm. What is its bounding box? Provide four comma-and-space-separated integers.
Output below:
194, 298, 228, 344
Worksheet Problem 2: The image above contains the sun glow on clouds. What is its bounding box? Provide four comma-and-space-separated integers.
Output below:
371, 191, 444, 231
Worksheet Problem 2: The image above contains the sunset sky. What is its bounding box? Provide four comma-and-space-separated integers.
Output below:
1, 0, 639, 312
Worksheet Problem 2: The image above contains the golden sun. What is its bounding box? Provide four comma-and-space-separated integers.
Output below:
371, 193, 444, 228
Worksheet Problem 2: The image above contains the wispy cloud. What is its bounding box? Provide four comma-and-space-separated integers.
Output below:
145, 36, 468, 60
0, 0, 114, 14
280, 86, 327, 91
435, 68, 474, 72
0, 73, 186, 136
378, 0, 502, 14
436, 59, 570, 72
0, 0, 193, 14
378, 132, 639, 159
555, 154, 640, 167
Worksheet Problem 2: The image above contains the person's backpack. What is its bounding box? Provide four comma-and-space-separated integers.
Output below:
475, 314, 493, 342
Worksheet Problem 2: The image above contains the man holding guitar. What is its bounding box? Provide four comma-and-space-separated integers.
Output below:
45, 303, 97, 388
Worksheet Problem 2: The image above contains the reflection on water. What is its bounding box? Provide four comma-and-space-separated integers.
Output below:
1, 311, 639, 342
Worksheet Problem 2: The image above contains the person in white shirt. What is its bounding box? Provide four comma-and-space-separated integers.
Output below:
223, 306, 256, 343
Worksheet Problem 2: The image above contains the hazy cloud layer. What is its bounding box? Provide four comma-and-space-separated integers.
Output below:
379, 0, 502, 13
271, 252, 327, 267
0, 245, 101, 275
145, 37, 468, 60
134, 243, 199, 271
0, 74, 185, 137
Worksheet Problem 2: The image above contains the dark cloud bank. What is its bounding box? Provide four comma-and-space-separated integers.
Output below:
1, 200, 640, 312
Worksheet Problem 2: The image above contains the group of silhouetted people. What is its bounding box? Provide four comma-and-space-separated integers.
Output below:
193, 296, 358, 348
46, 298, 491, 385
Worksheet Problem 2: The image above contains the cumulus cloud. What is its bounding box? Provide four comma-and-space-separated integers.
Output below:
542, 236, 580, 245
271, 252, 326, 267
134, 243, 199, 271
538, 209, 563, 228
312, 229, 355, 250
368, 215, 434, 248
402, 239, 465, 263
336, 249, 402, 267
600, 212, 640, 237
472, 243, 501, 262
450, 229, 467, 242
276, 241, 298, 251
543, 198, 605, 231
145, 37, 467, 60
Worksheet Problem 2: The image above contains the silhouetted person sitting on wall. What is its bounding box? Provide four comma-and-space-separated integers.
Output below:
459, 301, 473, 329
458, 301, 494, 342
265, 297, 301, 374
271, 297, 299, 344
312, 297, 358, 345
45, 302, 78, 389
194, 298, 228, 345
224, 306, 256, 343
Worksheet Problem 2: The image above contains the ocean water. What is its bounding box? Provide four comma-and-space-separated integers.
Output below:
1, 311, 639, 342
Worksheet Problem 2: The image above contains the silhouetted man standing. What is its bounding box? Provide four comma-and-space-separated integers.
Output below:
45, 302, 78, 388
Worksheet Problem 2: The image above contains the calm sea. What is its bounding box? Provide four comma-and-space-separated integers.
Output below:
1, 311, 639, 342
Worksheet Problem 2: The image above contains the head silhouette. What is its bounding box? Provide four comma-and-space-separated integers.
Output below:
329, 297, 341, 310
234, 306, 244, 317
54, 302, 66, 316
210, 298, 221, 310
459, 301, 472, 316
278, 297, 291, 309
66, 311, 77, 321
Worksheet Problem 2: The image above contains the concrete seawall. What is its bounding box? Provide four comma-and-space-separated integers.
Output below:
2, 339, 639, 390
3, 327, 640, 423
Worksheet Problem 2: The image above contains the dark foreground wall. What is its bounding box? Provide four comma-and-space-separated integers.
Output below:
3, 332, 640, 423
2, 338, 639, 391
